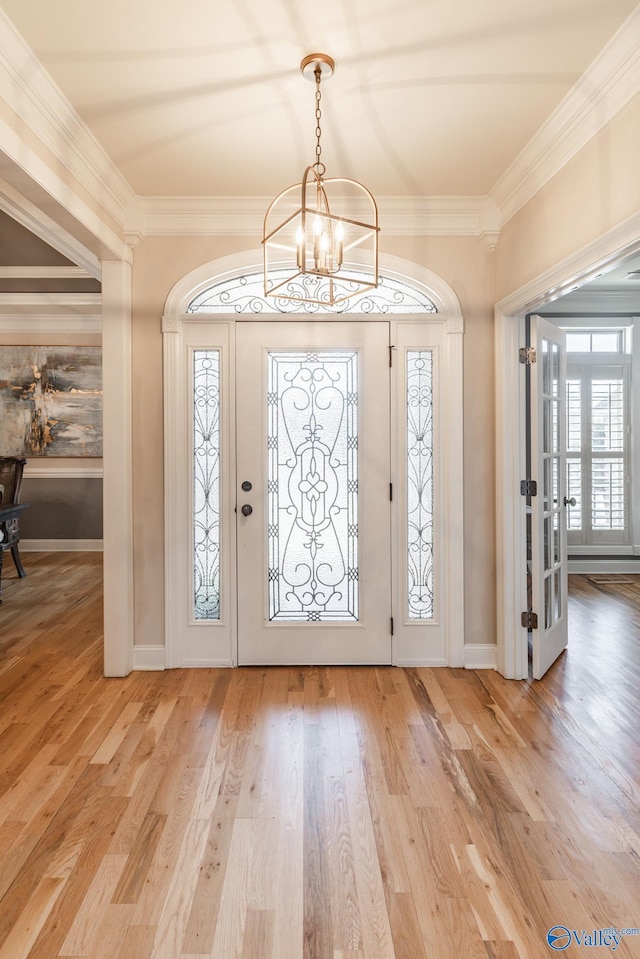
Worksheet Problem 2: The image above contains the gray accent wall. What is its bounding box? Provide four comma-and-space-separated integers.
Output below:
19, 477, 103, 540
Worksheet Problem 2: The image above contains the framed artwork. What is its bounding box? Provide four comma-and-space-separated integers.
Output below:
0, 346, 102, 457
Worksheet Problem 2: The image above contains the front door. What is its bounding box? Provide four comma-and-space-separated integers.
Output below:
236, 321, 392, 665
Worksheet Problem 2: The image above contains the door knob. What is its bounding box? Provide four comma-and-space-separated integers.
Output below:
241, 504, 253, 517
241, 481, 252, 492
564, 496, 577, 507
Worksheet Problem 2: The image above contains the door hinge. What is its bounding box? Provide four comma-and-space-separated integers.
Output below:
519, 346, 536, 365
389, 482, 393, 502
520, 479, 537, 497
521, 610, 538, 629
390, 617, 394, 636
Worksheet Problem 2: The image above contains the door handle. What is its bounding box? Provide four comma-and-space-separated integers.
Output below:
241, 504, 253, 517
564, 496, 576, 507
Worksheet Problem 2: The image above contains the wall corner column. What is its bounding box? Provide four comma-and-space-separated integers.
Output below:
444, 315, 465, 667
102, 258, 134, 676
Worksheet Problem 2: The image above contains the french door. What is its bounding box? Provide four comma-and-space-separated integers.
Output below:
235, 321, 392, 665
529, 315, 569, 678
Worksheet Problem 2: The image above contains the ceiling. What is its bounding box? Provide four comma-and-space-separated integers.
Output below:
1, 0, 638, 199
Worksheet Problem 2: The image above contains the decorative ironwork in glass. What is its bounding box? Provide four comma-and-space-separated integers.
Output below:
193, 350, 220, 619
407, 350, 434, 619
188, 270, 438, 314
267, 350, 358, 621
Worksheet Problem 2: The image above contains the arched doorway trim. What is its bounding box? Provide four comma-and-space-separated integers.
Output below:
164, 250, 464, 326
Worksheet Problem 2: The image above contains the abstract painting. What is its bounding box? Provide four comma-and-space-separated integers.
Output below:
0, 346, 102, 456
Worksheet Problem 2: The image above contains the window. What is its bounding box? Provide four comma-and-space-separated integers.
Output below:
566, 362, 630, 549
566, 330, 625, 353
187, 269, 438, 314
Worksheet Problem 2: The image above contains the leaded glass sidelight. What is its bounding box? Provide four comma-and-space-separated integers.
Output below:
407, 350, 434, 619
267, 350, 358, 621
193, 350, 220, 619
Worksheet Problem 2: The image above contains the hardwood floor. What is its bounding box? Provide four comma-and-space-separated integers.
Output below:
1, 555, 640, 958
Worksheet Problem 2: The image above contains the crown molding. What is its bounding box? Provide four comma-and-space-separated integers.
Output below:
130, 194, 498, 238
490, 4, 640, 226
0, 9, 135, 221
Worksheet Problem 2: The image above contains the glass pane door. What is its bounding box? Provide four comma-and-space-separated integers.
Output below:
236, 321, 392, 665
530, 316, 568, 679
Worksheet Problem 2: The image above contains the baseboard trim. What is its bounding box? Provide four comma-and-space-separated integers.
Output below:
21, 539, 103, 552
394, 656, 449, 667
464, 644, 497, 670
181, 659, 234, 668
568, 559, 640, 574
133, 645, 166, 671
128, 649, 500, 670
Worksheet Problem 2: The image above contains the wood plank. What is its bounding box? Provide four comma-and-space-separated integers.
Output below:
303, 722, 334, 959
209, 817, 256, 959
59, 853, 128, 955
181, 795, 238, 954
241, 909, 274, 959
146, 818, 210, 959
387, 892, 428, 959
0, 876, 65, 959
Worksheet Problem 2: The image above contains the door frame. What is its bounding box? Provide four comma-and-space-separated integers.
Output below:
160, 250, 465, 669
495, 224, 640, 678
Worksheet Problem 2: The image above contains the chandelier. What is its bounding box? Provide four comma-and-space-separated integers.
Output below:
263, 53, 379, 307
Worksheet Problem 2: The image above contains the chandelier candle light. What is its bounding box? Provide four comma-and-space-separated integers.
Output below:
263, 53, 379, 307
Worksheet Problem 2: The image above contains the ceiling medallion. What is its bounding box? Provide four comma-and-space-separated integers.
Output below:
263, 53, 379, 307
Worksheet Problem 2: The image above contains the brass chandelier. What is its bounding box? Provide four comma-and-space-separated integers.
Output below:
263, 53, 379, 307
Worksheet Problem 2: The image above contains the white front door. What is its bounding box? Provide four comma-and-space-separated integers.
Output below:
236, 321, 392, 665
530, 315, 569, 678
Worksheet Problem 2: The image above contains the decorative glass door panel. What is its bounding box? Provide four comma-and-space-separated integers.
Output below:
407, 350, 434, 620
236, 321, 391, 665
193, 350, 220, 620
267, 350, 359, 622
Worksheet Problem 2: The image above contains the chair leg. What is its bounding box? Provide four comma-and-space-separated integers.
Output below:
11, 543, 26, 578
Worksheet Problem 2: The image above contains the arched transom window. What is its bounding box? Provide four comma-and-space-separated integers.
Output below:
187, 269, 438, 314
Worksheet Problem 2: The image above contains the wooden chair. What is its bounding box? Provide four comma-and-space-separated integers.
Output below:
0, 456, 27, 579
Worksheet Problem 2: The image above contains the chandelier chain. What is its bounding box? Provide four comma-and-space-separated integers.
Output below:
313, 66, 325, 177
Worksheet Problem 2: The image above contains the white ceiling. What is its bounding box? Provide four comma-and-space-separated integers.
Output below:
1, 0, 638, 198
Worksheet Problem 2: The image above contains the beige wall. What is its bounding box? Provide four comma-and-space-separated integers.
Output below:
131, 234, 497, 649
131, 237, 249, 648
495, 93, 640, 301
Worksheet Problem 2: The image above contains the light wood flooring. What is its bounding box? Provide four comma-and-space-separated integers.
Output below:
1, 553, 640, 958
